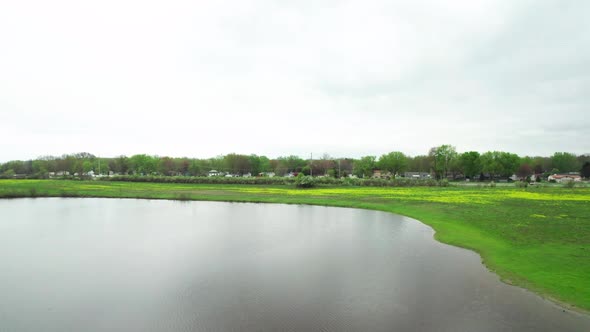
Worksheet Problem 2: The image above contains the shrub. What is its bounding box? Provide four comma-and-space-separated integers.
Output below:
108, 175, 291, 186
438, 179, 450, 187
295, 175, 316, 188
106, 175, 444, 188
0, 169, 15, 179
563, 181, 576, 188
515, 181, 528, 188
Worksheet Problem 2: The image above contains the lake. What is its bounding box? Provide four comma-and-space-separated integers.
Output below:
0, 198, 588, 331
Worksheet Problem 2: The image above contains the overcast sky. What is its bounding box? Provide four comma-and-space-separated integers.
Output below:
0, 0, 588, 162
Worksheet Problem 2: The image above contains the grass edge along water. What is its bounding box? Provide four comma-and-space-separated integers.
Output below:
0, 179, 589, 313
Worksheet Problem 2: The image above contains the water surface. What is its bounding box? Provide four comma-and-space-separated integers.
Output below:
0, 198, 588, 331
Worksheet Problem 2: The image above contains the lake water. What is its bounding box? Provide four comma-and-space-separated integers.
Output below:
0, 198, 588, 331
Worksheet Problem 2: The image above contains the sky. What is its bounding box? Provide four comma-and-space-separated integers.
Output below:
1, 0, 589, 162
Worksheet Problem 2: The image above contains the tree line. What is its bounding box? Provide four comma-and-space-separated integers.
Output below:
1, 146, 589, 180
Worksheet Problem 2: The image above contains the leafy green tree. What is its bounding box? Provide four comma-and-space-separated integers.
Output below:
429, 145, 457, 179
275, 155, 306, 174
480, 151, 501, 179
93, 158, 108, 175
581, 162, 590, 179
224, 153, 251, 175
129, 154, 158, 175
248, 155, 262, 175
458, 151, 481, 179
301, 166, 311, 176
480, 151, 520, 178
353, 156, 376, 178
208, 156, 225, 171
551, 152, 580, 173
57, 155, 75, 175
176, 158, 190, 175
248, 155, 271, 175
530, 156, 548, 174
31, 160, 49, 178
497, 152, 520, 177
72, 160, 84, 176
110, 156, 129, 175
188, 159, 203, 176
338, 159, 354, 177
258, 156, 271, 173
406, 155, 433, 173
1, 169, 15, 178
577, 154, 590, 169
158, 157, 175, 176
6, 160, 26, 174
82, 160, 93, 174
377, 151, 408, 178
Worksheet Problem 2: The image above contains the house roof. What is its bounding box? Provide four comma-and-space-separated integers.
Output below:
550, 174, 581, 179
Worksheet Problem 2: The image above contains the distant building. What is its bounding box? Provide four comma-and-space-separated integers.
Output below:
548, 174, 582, 183
403, 172, 431, 179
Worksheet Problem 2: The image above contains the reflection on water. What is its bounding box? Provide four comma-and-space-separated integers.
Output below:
0, 198, 588, 331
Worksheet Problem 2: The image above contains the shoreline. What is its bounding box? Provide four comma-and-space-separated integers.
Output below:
1, 179, 589, 313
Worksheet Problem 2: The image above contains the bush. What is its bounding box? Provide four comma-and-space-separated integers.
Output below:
563, 181, 576, 188
489, 181, 496, 188
108, 175, 291, 186
106, 175, 443, 188
301, 166, 311, 176
515, 181, 528, 188
0, 169, 15, 179
295, 175, 316, 188
438, 179, 450, 187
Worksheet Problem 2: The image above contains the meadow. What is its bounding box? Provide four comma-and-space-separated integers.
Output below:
1, 179, 589, 312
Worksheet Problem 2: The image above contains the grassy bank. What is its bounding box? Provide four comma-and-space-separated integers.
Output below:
1, 179, 589, 311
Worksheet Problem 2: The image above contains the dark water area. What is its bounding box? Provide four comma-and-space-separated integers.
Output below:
0, 198, 588, 332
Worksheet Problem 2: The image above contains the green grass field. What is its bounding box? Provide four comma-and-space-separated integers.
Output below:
1, 179, 589, 311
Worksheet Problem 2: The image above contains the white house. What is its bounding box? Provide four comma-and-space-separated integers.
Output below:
548, 174, 582, 183
208, 170, 221, 177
